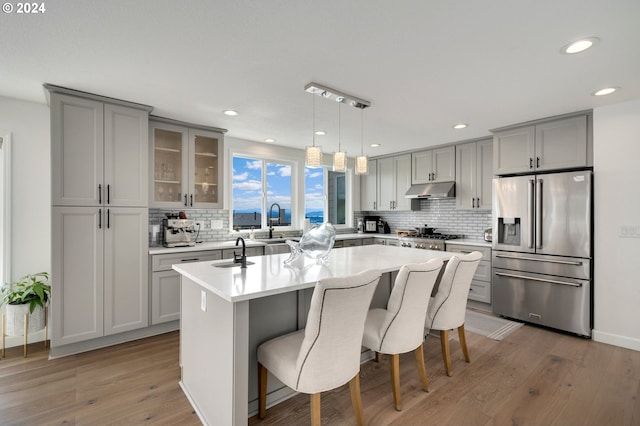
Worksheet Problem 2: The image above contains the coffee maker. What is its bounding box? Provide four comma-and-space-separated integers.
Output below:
162, 216, 197, 247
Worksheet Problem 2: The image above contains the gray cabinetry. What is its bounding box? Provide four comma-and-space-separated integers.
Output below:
51, 93, 149, 207
52, 207, 149, 344
150, 118, 225, 209
412, 146, 455, 184
150, 250, 222, 325
48, 86, 152, 349
493, 115, 588, 175
445, 243, 492, 304
455, 139, 493, 210
377, 154, 412, 211
360, 159, 378, 210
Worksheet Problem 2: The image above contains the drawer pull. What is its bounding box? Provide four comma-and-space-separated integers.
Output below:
495, 272, 581, 287
181, 258, 200, 262
495, 254, 582, 266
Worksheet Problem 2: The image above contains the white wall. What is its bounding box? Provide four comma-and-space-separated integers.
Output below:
0, 96, 50, 279
592, 99, 640, 351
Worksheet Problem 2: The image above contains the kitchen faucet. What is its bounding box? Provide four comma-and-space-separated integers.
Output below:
268, 203, 281, 239
234, 236, 247, 268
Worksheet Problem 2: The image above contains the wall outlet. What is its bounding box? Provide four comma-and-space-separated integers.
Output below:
201, 290, 207, 312
211, 219, 223, 229
619, 225, 640, 238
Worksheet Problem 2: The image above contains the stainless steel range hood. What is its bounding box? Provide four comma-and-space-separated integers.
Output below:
404, 181, 455, 199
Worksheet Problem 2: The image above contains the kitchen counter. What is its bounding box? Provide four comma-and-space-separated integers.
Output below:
149, 232, 396, 255
174, 245, 455, 425
446, 238, 492, 248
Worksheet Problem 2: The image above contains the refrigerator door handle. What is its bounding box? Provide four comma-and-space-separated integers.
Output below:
495, 272, 581, 287
528, 179, 535, 248
495, 254, 583, 266
536, 179, 543, 249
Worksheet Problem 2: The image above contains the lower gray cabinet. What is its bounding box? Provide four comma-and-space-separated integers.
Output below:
150, 250, 222, 325
445, 243, 492, 304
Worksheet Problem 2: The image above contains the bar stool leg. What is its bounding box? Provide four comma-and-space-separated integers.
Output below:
23, 313, 28, 358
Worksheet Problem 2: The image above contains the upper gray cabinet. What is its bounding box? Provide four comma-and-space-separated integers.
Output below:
150, 118, 225, 209
360, 159, 378, 210
412, 146, 455, 184
455, 139, 493, 210
492, 115, 589, 175
377, 154, 412, 211
51, 92, 150, 207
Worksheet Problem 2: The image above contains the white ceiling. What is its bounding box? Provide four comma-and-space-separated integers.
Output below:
2, 0, 639, 157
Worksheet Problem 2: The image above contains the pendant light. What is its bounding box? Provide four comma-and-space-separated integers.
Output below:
355, 108, 368, 175
333, 101, 347, 172
305, 92, 323, 167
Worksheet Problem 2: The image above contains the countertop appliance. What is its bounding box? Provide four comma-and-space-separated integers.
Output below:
398, 233, 460, 251
484, 228, 492, 242
162, 218, 197, 247
363, 216, 379, 233
492, 170, 592, 336
377, 219, 391, 234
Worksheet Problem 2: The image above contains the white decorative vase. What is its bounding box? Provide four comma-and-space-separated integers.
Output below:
4, 303, 46, 336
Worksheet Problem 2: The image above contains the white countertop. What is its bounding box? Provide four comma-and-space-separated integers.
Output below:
149, 233, 399, 255
173, 245, 455, 303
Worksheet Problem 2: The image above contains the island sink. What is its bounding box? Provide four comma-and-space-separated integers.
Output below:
214, 261, 255, 268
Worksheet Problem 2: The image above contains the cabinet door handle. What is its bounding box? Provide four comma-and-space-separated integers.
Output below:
107, 209, 110, 229
472, 198, 475, 208
184, 194, 188, 206
373, 201, 376, 210
536, 157, 540, 168
98, 208, 102, 229
529, 158, 533, 169
432, 172, 436, 181
190, 194, 193, 207
476, 197, 480, 208
98, 184, 102, 204
107, 184, 110, 204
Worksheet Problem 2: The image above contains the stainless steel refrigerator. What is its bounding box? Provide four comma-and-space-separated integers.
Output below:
492, 170, 593, 336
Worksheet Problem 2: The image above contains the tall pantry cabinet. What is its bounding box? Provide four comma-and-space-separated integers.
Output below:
47, 85, 153, 348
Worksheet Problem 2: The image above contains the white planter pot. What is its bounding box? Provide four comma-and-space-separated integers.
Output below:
4, 303, 46, 336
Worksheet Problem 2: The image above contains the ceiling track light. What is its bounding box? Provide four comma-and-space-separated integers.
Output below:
304, 82, 371, 110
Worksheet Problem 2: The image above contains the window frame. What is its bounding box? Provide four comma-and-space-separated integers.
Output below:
231, 153, 297, 231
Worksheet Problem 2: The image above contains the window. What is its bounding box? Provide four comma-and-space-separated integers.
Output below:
232, 156, 292, 230
304, 167, 325, 225
305, 167, 347, 226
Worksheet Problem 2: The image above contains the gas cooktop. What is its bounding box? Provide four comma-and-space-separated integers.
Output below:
405, 233, 461, 240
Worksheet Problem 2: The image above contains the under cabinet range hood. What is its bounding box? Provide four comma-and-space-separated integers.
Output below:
404, 181, 455, 199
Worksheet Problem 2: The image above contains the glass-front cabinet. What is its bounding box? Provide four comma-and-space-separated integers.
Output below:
150, 119, 225, 209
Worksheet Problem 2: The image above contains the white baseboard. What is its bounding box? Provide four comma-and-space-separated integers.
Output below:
592, 329, 640, 352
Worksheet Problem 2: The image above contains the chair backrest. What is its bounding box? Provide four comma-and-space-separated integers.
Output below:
426, 252, 482, 331
295, 269, 381, 394
377, 258, 444, 354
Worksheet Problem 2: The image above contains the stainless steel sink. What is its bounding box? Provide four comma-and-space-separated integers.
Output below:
256, 238, 297, 244
214, 261, 255, 268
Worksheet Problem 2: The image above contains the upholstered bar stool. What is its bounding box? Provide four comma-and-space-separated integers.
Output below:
425, 251, 482, 376
362, 258, 443, 411
257, 269, 381, 426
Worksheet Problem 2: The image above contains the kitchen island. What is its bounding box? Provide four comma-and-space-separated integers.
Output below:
173, 245, 456, 426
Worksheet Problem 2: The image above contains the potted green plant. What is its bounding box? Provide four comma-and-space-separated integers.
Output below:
1, 272, 50, 336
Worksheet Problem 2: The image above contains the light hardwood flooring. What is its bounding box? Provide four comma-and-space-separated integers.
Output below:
1, 326, 639, 425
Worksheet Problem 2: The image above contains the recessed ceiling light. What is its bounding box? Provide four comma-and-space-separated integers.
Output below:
561, 37, 599, 54
592, 87, 619, 96
453, 123, 468, 130
370, 143, 380, 148
314, 130, 326, 136
264, 138, 275, 143
223, 110, 238, 116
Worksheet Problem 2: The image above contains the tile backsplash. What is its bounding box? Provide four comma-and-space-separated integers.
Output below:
357, 198, 492, 240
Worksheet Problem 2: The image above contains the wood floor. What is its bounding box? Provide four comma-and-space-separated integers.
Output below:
1, 325, 639, 425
